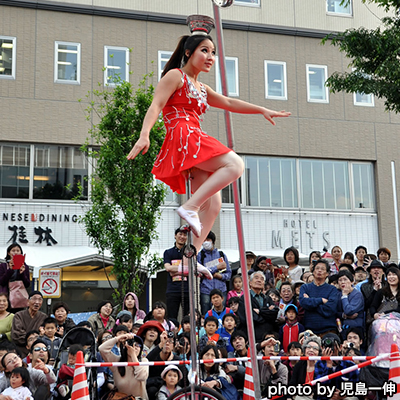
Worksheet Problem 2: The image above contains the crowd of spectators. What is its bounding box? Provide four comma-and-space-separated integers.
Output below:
0, 237, 397, 400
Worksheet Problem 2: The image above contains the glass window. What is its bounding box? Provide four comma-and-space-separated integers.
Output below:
55, 41, 81, 84
265, 61, 287, 100
234, 0, 260, 6
300, 160, 351, 209
0, 36, 16, 79
104, 46, 129, 86
306, 65, 328, 103
221, 179, 242, 204
33, 146, 88, 200
327, 0, 352, 15
0, 144, 30, 198
215, 57, 239, 96
352, 163, 375, 209
158, 51, 172, 81
244, 157, 297, 207
354, 92, 374, 106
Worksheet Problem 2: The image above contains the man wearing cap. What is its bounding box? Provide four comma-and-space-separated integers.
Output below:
11, 291, 47, 357
225, 331, 249, 394
198, 231, 231, 315
299, 259, 340, 336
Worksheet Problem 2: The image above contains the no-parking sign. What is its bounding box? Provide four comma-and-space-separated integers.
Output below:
39, 268, 61, 298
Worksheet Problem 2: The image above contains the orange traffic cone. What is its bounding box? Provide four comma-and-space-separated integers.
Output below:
389, 343, 400, 399
243, 348, 255, 400
71, 351, 90, 400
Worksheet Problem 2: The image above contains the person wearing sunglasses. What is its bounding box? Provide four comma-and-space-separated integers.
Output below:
0, 347, 55, 400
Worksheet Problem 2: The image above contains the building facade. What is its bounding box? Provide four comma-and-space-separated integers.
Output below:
0, 0, 398, 310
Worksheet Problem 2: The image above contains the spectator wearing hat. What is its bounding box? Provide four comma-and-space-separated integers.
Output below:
137, 320, 165, 357
337, 270, 364, 338
99, 332, 149, 399
52, 302, 75, 338
299, 259, 340, 336
279, 304, 305, 353
358, 259, 387, 320
11, 291, 47, 358
314, 333, 359, 400
198, 231, 231, 315
157, 365, 182, 400
354, 266, 367, 285
163, 225, 191, 320
88, 300, 116, 337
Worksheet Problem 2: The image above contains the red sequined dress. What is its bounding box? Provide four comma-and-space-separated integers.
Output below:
151, 69, 231, 194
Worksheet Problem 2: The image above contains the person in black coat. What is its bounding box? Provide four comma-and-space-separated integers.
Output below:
237, 271, 278, 342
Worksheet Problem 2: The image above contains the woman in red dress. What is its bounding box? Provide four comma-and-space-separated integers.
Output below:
128, 32, 290, 256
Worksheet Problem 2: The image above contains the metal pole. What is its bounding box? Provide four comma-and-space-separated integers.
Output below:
212, 4, 262, 399
185, 174, 199, 396
391, 161, 400, 261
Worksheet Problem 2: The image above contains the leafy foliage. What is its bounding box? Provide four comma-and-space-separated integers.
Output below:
80, 76, 166, 301
323, 0, 400, 113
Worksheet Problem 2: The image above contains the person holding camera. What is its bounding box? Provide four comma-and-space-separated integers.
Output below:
146, 331, 186, 400
313, 333, 359, 400
98, 332, 149, 399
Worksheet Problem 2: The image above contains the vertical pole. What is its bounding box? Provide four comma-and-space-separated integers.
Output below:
186, 174, 199, 395
212, 4, 262, 399
391, 161, 400, 261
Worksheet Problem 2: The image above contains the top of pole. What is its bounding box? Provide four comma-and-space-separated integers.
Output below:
186, 15, 215, 35
212, 0, 234, 7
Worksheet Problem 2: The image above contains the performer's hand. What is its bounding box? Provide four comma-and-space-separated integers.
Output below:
127, 135, 150, 160
262, 108, 291, 126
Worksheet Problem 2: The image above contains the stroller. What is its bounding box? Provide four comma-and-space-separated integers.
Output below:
51, 326, 98, 400
360, 312, 400, 400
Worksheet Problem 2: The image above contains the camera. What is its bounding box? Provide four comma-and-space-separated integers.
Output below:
322, 338, 336, 350
126, 338, 135, 347
347, 342, 355, 349
167, 331, 175, 341
179, 337, 187, 347
273, 343, 280, 352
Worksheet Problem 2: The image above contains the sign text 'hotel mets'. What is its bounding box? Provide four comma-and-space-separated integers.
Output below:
2, 213, 79, 223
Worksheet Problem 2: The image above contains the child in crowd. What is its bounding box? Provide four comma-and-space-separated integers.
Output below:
283, 341, 302, 381
204, 289, 235, 333
226, 275, 243, 305
40, 317, 62, 365
157, 365, 183, 400
119, 314, 133, 332
56, 344, 84, 398
198, 316, 222, 351
1, 367, 33, 400
227, 297, 240, 314
279, 304, 305, 353
220, 314, 237, 353
266, 288, 280, 306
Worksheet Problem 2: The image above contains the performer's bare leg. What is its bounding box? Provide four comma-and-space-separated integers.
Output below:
178, 151, 244, 239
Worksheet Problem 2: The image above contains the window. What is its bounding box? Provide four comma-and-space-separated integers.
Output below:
300, 160, 350, 210
55, 41, 81, 84
0, 144, 88, 200
33, 146, 88, 199
352, 163, 375, 209
215, 57, 239, 96
158, 51, 172, 81
0, 36, 16, 79
0, 144, 30, 198
352, 70, 374, 106
306, 64, 329, 103
234, 0, 260, 6
327, 0, 352, 15
246, 157, 297, 207
222, 156, 375, 212
265, 61, 287, 100
104, 46, 129, 86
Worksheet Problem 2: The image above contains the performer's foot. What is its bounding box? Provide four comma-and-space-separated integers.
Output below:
177, 206, 202, 238
196, 262, 213, 280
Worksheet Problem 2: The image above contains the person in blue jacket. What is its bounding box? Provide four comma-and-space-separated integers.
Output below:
299, 259, 340, 336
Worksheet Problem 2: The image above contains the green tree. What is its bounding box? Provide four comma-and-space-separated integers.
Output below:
323, 0, 400, 113
80, 76, 166, 301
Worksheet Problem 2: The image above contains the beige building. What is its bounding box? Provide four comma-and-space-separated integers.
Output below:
0, 0, 398, 309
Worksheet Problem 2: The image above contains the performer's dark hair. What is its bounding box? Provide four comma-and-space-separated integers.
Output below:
161, 35, 214, 78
